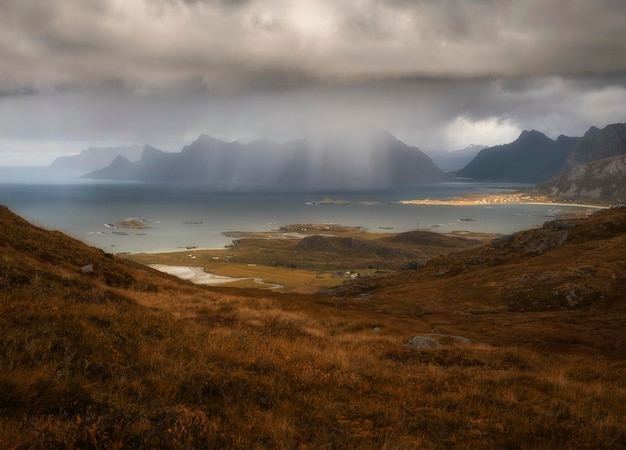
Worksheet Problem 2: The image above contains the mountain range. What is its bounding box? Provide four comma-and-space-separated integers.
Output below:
48, 121, 626, 201
451, 122, 626, 203
455, 130, 579, 182
50, 145, 144, 172
84, 128, 447, 190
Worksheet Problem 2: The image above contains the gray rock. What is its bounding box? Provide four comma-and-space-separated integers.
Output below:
406, 336, 442, 349
81, 264, 94, 273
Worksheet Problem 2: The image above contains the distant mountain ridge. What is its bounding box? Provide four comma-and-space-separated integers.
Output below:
426, 145, 486, 172
455, 130, 578, 182
50, 145, 145, 172
85, 128, 448, 191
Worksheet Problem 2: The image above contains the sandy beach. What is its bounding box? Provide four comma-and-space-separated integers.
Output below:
398, 192, 608, 210
148, 264, 246, 285
148, 264, 284, 289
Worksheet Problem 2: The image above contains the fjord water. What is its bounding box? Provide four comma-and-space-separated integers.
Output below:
0, 179, 590, 254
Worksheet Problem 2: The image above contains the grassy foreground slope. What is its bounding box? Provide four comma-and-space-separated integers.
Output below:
329, 207, 626, 357
1, 205, 625, 449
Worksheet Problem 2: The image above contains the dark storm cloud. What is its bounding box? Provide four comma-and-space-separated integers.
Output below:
2, 0, 626, 93
179, 0, 251, 6
0, 0, 626, 164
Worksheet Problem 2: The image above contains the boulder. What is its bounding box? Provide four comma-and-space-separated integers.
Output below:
406, 336, 442, 349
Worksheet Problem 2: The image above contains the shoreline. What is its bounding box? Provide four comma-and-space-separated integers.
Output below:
117, 246, 228, 256
117, 194, 609, 256
148, 264, 245, 285
398, 199, 608, 209
146, 264, 285, 290
308, 192, 611, 210
397, 191, 609, 209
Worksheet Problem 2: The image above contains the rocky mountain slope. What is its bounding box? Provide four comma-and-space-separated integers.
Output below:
561, 123, 626, 172
536, 154, 626, 202
456, 130, 578, 182
84, 128, 447, 190
534, 123, 626, 203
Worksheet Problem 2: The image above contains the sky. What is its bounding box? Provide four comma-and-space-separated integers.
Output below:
1, 0, 626, 165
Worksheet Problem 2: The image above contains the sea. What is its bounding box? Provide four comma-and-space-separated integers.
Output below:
0, 168, 595, 254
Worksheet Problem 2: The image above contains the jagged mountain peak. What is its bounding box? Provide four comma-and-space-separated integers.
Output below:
195, 133, 224, 144
583, 126, 601, 138
109, 154, 131, 167
518, 129, 548, 140
556, 134, 573, 143
562, 122, 626, 172
139, 144, 168, 160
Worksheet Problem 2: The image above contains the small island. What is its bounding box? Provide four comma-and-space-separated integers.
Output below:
105, 218, 151, 229
307, 198, 383, 206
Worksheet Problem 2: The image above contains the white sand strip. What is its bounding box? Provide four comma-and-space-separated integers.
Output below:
148, 264, 246, 285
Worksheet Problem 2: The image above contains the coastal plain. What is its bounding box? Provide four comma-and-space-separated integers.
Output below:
122, 192, 600, 292
123, 223, 494, 293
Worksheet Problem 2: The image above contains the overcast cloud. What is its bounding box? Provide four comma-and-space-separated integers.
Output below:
1, 0, 626, 164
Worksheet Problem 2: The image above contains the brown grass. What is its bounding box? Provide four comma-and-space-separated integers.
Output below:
1, 205, 626, 448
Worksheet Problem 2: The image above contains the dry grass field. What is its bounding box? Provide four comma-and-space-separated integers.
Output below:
1, 205, 625, 448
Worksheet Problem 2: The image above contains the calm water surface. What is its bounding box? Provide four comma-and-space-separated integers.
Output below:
0, 177, 591, 253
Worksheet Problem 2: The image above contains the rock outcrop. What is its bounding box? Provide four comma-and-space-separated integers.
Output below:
536, 154, 626, 203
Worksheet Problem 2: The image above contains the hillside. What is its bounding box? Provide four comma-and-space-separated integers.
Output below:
236, 227, 483, 271
533, 123, 626, 204
456, 130, 578, 182
328, 207, 626, 352
84, 128, 447, 190
536, 154, 626, 203
1, 205, 626, 448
